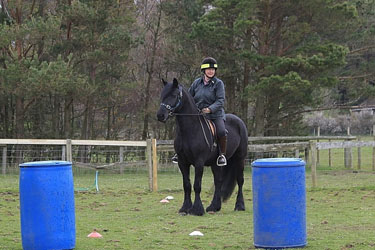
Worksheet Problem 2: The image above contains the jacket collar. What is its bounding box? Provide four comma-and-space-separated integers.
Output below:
201, 76, 217, 86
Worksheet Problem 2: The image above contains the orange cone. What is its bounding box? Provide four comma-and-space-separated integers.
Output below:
87, 229, 103, 238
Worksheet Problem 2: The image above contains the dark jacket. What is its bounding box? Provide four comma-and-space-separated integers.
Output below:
188, 76, 225, 120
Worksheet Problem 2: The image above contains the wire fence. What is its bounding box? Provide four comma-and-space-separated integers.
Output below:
2, 137, 375, 178
1, 144, 149, 175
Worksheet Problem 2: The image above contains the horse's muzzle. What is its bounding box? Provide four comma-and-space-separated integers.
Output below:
157, 110, 168, 123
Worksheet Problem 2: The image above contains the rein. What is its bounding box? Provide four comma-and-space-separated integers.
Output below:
172, 113, 202, 116
199, 115, 215, 151
161, 86, 213, 150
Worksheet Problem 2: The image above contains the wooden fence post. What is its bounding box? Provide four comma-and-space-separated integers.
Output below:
305, 147, 309, 165
2, 146, 6, 175
66, 139, 72, 162
152, 139, 158, 192
317, 126, 320, 164
295, 149, 299, 158
62, 145, 66, 161
344, 129, 353, 169
310, 140, 317, 188
328, 139, 332, 168
147, 139, 153, 191
344, 145, 353, 169
119, 146, 124, 174
357, 137, 361, 170
373, 125, 375, 171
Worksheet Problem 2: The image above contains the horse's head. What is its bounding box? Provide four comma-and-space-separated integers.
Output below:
157, 78, 183, 122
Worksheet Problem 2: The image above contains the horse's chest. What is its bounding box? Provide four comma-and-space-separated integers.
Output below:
183, 141, 216, 162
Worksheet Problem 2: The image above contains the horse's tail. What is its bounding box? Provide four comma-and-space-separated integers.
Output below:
221, 115, 248, 202
221, 163, 237, 202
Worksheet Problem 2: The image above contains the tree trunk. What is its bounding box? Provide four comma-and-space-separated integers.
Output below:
64, 96, 73, 138
254, 96, 266, 136
1, 97, 10, 138
253, 0, 272, 136
79, 100, 92, 163
51, 95, 60, 138
142, 3, 162, 140
15, 96, 24, 138
106, 106, 111, 140
241, 61, 250, 125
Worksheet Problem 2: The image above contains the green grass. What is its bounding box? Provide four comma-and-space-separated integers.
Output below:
1, 169, 375, 249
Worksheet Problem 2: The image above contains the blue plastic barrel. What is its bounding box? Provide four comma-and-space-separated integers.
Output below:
251, 158, 306, 249
19, 161, 76, 250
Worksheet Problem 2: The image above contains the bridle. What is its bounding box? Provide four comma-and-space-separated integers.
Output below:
160, 86, 203, 117
160, 86, 183, 116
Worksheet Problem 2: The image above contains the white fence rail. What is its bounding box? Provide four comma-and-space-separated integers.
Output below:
2, 136, 375, 190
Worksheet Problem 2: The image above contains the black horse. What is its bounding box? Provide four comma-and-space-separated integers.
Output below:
157, 78, 248, 216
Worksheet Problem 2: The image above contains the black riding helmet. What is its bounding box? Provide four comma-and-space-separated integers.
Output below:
201, 57, 218, 71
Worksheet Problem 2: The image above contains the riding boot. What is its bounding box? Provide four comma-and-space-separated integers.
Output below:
217, 136, 227, 166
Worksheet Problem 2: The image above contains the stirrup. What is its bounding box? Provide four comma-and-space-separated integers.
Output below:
171, 154, 178, 164
217, 154, 227, 166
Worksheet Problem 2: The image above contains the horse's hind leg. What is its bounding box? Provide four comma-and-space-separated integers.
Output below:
206, 165, 223, 213
234, 159, 245, 211
178, 163, 192, 215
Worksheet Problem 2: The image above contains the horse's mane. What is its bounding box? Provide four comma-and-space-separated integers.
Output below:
181, 85, 194, 100
180, 84, 200, 113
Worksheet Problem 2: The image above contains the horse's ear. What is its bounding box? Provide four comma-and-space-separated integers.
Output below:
172, 78, 179, 88
162, 78, 167, 86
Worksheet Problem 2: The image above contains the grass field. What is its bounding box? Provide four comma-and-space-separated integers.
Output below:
1, 166, 375, 250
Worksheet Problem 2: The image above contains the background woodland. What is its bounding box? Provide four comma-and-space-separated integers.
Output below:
1, 0, 375, 140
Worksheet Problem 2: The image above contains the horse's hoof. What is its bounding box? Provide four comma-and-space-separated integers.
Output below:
179, 208, 189, 214
179, 212, 188, 216
188, 207, 205, 216
179, 203, 192, 215
207, 211, 216, 215
189, 211, 204, 216
206, 205, 221, 213
234, 205, 245, 211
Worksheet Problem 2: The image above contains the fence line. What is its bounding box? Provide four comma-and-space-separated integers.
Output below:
2, 136, 375, 190
248, 136, 356, 141
0, 139, 153, 190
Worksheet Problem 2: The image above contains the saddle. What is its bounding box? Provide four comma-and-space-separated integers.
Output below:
207, 119, 216, 138
205, 119, 228, 138
201, 116, 228, 151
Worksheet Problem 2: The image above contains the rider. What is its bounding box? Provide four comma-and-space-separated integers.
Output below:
172, 57, 227, 166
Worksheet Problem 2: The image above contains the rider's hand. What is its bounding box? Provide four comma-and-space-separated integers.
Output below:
202, 108, 211, 114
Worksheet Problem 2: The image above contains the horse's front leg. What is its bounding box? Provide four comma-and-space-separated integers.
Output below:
178, 162, 192, 215
206, 165, 223, 213
189, 165, 205, 216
